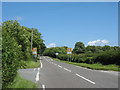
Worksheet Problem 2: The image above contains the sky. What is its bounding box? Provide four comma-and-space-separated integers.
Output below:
2, 2, 118, 48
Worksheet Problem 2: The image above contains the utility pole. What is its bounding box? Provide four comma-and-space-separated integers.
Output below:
31, 29, 33, 51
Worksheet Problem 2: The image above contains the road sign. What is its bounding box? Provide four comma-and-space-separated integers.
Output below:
32, 48, 37, 52
32, 48, 37, 57
67, 48, 72, 52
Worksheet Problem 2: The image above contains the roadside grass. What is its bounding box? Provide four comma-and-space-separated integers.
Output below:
7, 74, 37, 88
20, 60, 40, 69
51, 57, 120, 71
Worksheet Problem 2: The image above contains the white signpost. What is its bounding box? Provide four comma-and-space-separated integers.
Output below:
67, 48, 72, 62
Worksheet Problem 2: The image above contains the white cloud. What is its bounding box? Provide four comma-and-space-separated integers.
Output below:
47, 43, 56, 48
14, 16, 22, 20
88, 39, 109, 46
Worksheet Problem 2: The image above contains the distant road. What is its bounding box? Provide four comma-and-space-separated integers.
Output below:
38, 56, 118, 89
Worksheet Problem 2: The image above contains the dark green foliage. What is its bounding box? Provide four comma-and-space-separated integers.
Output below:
55, 49, 120, 65
72, 42, 85, 54
93, 50, 120, 65
43, 47, 67, 58
2, 20, 46, 88
2, 29, 22, 88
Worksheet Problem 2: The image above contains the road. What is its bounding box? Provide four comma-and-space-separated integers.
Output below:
38, 56, 118, 89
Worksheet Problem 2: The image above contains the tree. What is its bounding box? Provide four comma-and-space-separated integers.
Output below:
43, 47, 67, 57
2, 20, 46, 88
102, 45, 110, 51
72, 42, 85, 54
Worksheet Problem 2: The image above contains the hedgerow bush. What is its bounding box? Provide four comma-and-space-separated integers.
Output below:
2, 29, 22, 88
43, 47, 67, 58
93, 50, 120, 65
55, 50, 120, 65
2, 20, 46, 88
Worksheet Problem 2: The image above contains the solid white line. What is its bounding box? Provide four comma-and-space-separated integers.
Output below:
63, 68, 72, 72
58, 65, 62, 68
40, 60, 43, 69
76, 66, 93, 71
76, 73, 95, 84
36, 71, 39, 82
42, 84, 45, 90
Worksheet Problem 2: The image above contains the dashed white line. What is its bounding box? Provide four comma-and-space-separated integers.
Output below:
58, 65, 62, 68
76, 73, 95, 84
63, 68, 72, 72
42, 84, 45, 90
36, 71, 39, 82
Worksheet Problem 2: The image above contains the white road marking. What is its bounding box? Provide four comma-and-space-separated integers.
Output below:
100, 70, 118, 76
36, 71, 39, 82
76, 66, 93, 71
38, 68, 40, 71
76, 73, 95, 84
42, 84, 45, 90
40, 60, 43, 69
58, 65, 62, 68
63, 68, 72, 72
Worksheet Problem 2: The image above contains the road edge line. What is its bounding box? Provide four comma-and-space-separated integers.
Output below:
76, 73, 95, 84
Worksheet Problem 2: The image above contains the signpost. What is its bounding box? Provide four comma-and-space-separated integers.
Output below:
55, 53, 59, 56
32, 48, 37, 58
67, 48, 72, 62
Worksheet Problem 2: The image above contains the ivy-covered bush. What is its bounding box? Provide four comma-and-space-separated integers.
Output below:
2, 20, 46, 88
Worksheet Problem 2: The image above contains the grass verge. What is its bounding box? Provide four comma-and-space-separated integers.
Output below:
51, 57, 120, 71
7, 74, 37, 88
20, 60, 40, 69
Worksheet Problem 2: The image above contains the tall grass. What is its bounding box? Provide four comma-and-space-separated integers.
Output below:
20, 60, 40, 69
7, 74, 37, 88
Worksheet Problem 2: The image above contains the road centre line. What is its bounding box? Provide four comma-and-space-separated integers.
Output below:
76, 73, 95, 84
63, 68, 72, 72
58, 65, 62, 68
42, 84, 45, 90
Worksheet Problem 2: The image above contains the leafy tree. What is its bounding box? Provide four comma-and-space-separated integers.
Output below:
2, 20, 46, 88
72, 42, 85, 54
2, 27, 22, 88
102, 45, 110, 51
43, 47, 67, 57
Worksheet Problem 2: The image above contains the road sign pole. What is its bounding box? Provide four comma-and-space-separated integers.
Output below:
31, 29, 33, 51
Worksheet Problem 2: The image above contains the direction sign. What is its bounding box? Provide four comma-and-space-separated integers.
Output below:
32, 48, 37, 55
67, 48, 72, 52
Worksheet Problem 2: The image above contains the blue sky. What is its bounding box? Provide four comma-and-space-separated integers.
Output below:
3, 2, 118, 48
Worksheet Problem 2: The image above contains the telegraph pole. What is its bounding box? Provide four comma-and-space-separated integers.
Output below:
31, 29, 33, 51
